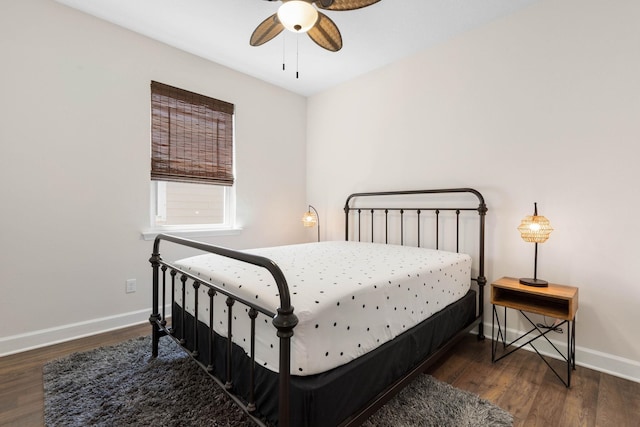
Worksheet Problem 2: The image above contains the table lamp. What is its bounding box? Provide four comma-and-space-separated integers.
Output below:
517, 203, 553, 287
302, 205, 320, 242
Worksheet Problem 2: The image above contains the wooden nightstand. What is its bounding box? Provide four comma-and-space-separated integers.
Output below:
491, 276, 578, 387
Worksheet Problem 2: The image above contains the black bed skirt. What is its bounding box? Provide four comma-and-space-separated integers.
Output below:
169, 289, 476, 426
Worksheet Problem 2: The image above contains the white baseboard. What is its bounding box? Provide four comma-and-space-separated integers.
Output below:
482, 322, 640, 384
0, 307, 167, 357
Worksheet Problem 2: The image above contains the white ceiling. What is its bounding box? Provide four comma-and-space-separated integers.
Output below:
54, 0, 539, 96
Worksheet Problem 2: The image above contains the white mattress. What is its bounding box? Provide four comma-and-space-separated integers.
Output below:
175, 241, 471, 376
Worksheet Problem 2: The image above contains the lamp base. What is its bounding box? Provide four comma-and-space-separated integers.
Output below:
519, 277, 548, 287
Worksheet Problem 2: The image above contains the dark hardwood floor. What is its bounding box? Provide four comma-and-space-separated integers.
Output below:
1, 325, 638, 426
0, 323, 149, 426
426, 334, 640, 427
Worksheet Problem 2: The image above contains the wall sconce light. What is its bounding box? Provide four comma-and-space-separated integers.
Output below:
302, 205, 320, 242
518, 202, 553, 287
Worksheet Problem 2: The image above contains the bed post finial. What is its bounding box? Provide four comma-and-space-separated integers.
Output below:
344, 204, 350, 241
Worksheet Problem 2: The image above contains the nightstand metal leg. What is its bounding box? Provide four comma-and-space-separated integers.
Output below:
566, 317, 576, 387
491, 304, 507, 363
567, 319, 571, 387
491, 305, 496, 361
572, 319, 576, 369
503, 306, 507, 347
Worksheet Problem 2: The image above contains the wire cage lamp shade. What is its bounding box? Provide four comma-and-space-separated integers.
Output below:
302, 205, 320, 242
518, 203, 553, 287
518, 213, 553, 243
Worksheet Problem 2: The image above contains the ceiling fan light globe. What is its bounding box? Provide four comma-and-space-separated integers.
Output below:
277, 1, 318, 33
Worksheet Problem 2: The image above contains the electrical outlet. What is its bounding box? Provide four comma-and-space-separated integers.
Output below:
126, 279, 136, 293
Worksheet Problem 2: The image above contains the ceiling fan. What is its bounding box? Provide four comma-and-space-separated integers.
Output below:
250, 0, 381, 52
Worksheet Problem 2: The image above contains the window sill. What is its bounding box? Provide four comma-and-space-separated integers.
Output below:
141, 227, 242, 241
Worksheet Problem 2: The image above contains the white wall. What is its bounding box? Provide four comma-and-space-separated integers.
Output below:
0, 0, 308, 354
307, 0, 640, 381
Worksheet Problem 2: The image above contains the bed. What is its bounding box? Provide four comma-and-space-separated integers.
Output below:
149, 188, 488, 426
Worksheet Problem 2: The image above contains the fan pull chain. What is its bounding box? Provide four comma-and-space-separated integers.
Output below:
282, 35, 286, 71
280, 33, 301, 79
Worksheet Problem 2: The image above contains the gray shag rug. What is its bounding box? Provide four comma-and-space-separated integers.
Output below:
43, 336, 513, 427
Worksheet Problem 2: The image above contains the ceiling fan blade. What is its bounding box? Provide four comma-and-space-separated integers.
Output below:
250, 13, 284, 46
316, 0, 380, 11
307, 12, 342, 52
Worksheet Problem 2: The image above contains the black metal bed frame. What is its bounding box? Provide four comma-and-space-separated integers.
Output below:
149, 188, 487, 427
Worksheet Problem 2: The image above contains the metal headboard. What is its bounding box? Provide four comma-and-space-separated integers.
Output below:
343, 188, 488, 338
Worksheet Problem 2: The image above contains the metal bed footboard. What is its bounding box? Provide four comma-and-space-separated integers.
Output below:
149, 234, 297, 427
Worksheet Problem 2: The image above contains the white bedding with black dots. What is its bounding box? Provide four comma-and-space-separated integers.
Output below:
175, 241, 471, 376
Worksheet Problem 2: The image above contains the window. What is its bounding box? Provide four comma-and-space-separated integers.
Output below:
148, 81, 236, 235
154, 181, 228, 226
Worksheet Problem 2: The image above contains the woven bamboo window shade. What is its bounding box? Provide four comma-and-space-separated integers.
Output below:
151, 81, 235, 186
